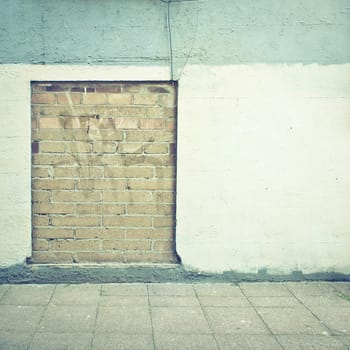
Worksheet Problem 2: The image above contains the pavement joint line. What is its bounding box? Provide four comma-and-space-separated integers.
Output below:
146, 284, 157, 350
90, 284, 102, 350
0, 284, 11, 303
237, 283, 285, 350
193, 284, 220, 350
28, 284, 57, 350
284, 283, 336, 337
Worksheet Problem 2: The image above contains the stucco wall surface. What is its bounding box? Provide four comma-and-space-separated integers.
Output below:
0, 0, 349, 68
0, 0, 350, 276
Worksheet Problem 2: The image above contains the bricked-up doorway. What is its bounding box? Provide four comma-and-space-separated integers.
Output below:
31, 82, 177, 264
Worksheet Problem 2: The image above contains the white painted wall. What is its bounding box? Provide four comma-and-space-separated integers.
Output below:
0, 63, 350, 276
177, 64, 350, 274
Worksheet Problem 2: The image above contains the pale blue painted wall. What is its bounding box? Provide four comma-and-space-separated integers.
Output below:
1, 0, 349, 70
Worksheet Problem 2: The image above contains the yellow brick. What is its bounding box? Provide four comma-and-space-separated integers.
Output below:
40, 142, 65, 153
75, 228, 125, 239
133, 94, 158, 105
32, 191, 50, 202
127, 179, 174, 191
32, 215, 49, 226
76, 204, 125, 215
32, 179, 75, 190
153, 240, 174, 251
126, 228, 173, 240
53, 167, 103, 178
92, 142, 116, 153
125, 131, 175, 142
32, 105, 93, 118
51, 216, 100, 227
33, 203, 74, 215
152, 192, 175, 203
104, 167, 153, 178
127, 204, 174, 215
33, 228, 74, 239
103, 191, 151, 203
145, 107, 163, 117
32, 93, 56, 104
102, 240, 151, 251
82, 93, 107, 105
155, 167, 175, 178
114, 117, 139, 129
140, 119, 165, 130
103, 216, 152, 227
87, 129, 123, 141
32, 239, 49, 251
124, 155, 175, 167
50, 239, 100, 251
39, 118, 63, 129
74, 251, 124, 263
57, 92, 81, 105
63, 117, 90, 129
107, 93, 132, 105
144, 143, 168, 154
32, 167, 51, 178
77, 179, 125, 190
159, 95, 176, 107
32, 154, 76, 166
153, 217, 175, 228
66, 142, 91, 153
118, 143, 143, 154
95, 106, 145, 118
51, 191, 101, 202
30, 252, 73, 263
163, 107, 176, 118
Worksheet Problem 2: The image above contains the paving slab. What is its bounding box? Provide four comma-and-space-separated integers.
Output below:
198, 296, 251, 307
285, 282, 338, 297
101, 283, 148, 296
277, 335, 347, 349
93, 333, 154, 350
0, 285, 55, 305
194, 283, 243, 297
38, 305, 97, 333
248, 296, 301, 308
333, 283, 350, 297
257, 307, 329, 335
152, 306, 211, 334
310, 307, 350, 335
96, 305, 152, 333
215, 334, 282, 350
240, 283, 292, 297
339, 336, 350, 347
204, 307, 269, 334
29, 332, 93, 350
51, 284, 100, 305
0, 331, 33, 350
149, 295, 200, 307
154, 333, 218, 350
298, 295, 350, 308
0, 305, 45, 332
148, 283, 195, 296
0, 285, 10, 300
99, 295, 149, 306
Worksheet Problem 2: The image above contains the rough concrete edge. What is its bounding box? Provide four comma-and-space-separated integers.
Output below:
0, 264, 349, 284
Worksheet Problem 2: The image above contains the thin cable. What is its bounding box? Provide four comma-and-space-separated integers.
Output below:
162, 0, 174, 80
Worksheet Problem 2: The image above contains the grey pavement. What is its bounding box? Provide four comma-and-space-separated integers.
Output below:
0, 282, 349, 349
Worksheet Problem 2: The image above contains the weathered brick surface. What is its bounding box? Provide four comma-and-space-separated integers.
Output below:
31, 82, 177, 264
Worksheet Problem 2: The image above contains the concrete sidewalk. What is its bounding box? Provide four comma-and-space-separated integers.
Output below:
0, 282, 349, 349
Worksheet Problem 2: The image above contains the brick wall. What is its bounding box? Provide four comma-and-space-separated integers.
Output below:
31, 82, 177, 264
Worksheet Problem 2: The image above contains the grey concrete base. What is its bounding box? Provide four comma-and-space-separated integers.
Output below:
0, 264, 349, 284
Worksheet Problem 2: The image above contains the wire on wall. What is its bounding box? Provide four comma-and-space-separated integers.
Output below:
161, 0, 174, 81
